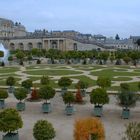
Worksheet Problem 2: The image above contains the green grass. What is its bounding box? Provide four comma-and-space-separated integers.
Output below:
0, 67, 19, 73
25, 70, 83, 75
91, 69, 140, 79
112, 77, 133, 81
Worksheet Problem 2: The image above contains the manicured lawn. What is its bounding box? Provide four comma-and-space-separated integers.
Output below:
91, 69, 140, 78
112, 77, 133, 81
25, 70, 83, 75
0, 67, 19, 73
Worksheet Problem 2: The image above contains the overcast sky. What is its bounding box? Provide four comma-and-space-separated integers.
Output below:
0, 0, 140, 38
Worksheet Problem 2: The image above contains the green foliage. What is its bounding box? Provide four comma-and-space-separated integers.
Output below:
22, 79, 33, 89
117, 90, 137, 108
14, 88, 28, 101
122, 122, 140, 140
40, 75, 50, 85
123, 56, 131, 64
90, 88, 109, 106
58, 77, 72, 87
8, 56, 13, 61
0, 90, 8, 99
76, 80, 88, 89
0, 108, 23, 133
33, 120, 55, 140
16, 51, 25, 60
120, 83, 130, 91
6, 76, 16, 86
0, 51, 4, 57
39, 86, 55, 101
138, 82, 140, 90
63, 92, 75, 105
97, 76, 111, 88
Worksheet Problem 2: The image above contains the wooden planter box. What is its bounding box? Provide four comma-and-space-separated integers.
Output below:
80, 89, 86, 97
122, 108, 130, 119
8, 86, 14, 94
93, 106, 103, 117
0, 99, 5, 109
61, 87, 67, 96
16, 102, 25, 111
42, 103, 52, 113
3, 133, 19, 140
65, 105, 74, 115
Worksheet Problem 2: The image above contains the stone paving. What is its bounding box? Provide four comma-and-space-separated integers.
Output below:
0, 93, 139, 140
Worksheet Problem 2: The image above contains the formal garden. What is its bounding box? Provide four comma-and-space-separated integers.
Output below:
0, 49, 140, 140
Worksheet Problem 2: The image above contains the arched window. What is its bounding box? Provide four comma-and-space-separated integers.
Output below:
18, 43, 24, 50
28, 42, 33, 50
10, 43, 15, 50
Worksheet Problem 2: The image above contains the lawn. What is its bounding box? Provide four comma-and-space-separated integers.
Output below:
112, 77, 133, 81
0, 67, 19, 73
25, 69, 83, 75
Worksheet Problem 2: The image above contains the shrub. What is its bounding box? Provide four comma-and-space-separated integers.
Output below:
117, 90, 137, 109
63, 92, 75, 105
58, 77, 72, 88
37, 59, 41, 64
120, 83, 130, 91
75, 88, 83, 103
40, 75, 50, 85
74, 117, 105, 140
0, 108, 23, 133
30, 88, 39, 100
14, 88, 27, 102
122, 122, 140, 140
90, 88, 109, 106
0, 90, 8, 99
39, 85, 55, 102
76, 80, 88, 89
33, 120, 55, 140
6, 76, 16, 86
97, 76, 111, 89
22, 79, 33, 89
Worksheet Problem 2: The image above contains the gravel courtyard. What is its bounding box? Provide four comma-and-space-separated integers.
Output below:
0, 93, 139, 140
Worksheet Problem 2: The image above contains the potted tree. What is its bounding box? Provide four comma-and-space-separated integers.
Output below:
63, 92, 75, 115
97, 76, 111, 89
39, 85, 55, 113
6, 76, 16, 93
117, 89, 137, 119
14, 88, 28, 111
0, 108, 23, 140
76, 80, 88, 97
58, 77, 72, 96
74, 117, 105, 140
90, 88, 109, 117
33, 120, 55, 140
21, 79, 33, 94
40, 75, 50, 85
0, 89, 8, 109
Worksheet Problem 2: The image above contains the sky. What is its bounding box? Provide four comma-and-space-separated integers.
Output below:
0, 0, 140, 38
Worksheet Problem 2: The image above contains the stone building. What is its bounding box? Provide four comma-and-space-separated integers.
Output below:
0, 18, 26, 38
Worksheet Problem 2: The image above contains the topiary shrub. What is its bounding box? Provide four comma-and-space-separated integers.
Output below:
33, 120, 55, 140
122, 122, 140, 140
14, 88, 27, 102
22, 79, 33, 91
63, 92, 75, 106
74, 117, 105, 140
0, 90, 8, 99
40, 75, 50, 85
39, 85, 55, 103
0, 108, 23, 133
58, 77, 72, 88
6, 76, 16, 87
97, 76, 111, 89
90, 88, 109, 107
